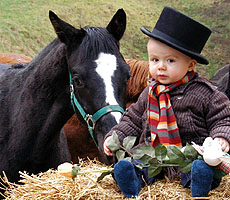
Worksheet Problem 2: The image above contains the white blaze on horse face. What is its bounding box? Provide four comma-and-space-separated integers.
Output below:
95, 52, 122, 123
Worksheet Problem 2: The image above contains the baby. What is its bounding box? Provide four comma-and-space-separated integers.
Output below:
104, 6, 230, 198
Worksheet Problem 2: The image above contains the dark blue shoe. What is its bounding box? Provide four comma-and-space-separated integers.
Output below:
191, 160, 214, 197
114, 160, 141, 198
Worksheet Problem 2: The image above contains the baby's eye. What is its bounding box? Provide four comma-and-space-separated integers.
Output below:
153, 58, 159, 62
167, 59, 175, 63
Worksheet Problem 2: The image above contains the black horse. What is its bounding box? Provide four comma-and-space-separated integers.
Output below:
0, 9, 130, 185
210, 64, 230, 99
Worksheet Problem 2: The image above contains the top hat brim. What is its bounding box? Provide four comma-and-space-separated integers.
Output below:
141, 27, 209, 65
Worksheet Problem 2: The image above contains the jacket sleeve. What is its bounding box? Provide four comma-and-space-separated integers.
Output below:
104, 86, 149, 144
206, 90, 230, 143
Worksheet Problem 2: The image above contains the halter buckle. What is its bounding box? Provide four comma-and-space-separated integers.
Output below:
85, 114, 95, 130
70, 84, 74, 94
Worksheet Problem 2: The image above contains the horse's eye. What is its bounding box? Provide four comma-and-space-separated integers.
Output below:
72, 76, 84, 88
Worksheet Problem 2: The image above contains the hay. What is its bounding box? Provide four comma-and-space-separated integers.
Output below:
1, 159, 230, 200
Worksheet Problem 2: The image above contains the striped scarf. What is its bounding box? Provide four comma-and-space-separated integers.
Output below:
147, 71, 195, 147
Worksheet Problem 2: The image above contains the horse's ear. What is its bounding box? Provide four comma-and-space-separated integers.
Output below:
106, 8, 126, 41
49, 10, 86, 46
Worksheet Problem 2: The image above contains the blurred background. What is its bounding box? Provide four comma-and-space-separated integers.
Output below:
0, 0, 229, 78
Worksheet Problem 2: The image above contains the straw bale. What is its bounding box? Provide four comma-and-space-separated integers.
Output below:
1, 158, 230, 200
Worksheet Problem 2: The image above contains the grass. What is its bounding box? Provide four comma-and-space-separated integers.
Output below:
0, 0, 229, 78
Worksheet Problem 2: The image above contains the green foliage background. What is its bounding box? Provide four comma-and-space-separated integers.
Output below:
0, 0, 229, 78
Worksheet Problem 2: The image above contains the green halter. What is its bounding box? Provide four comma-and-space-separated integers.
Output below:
69, 73, 125, 147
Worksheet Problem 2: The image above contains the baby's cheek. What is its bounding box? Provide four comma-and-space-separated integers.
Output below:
173, 73, 187, 82
149, 69, 157, 79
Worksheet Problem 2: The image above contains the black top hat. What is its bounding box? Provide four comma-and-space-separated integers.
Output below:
141, 7, 211, 65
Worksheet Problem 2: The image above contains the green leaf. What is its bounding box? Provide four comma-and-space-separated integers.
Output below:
162, 155, 170, 163
72, 164, 81, 180
116, 150, 125, 161
167, 145, 185, 164
97, 168, 114, 182
107, 131, 120, 152
124, 157, 132, 162
148, 164, 162, 178
132, 145, 155, 160
183, 144, 198, 160
139, 154, 154, 164
123, 136, 136, 150
133, 159, 149, 169
155, 144, 167, 161
135, 157, 158, 172
178, 160, 193, 173
148, 157, 159, 165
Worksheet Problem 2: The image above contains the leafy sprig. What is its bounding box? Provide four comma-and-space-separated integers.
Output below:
107, 131, 198, 177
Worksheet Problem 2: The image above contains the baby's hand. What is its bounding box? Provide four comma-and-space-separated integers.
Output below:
103, 136, 113, 156
214, 137, 230, 153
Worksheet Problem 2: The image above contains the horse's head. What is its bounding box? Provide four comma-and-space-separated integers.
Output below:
49, 9, 130, 164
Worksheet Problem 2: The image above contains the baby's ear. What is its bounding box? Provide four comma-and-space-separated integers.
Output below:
188, 59, 197, 71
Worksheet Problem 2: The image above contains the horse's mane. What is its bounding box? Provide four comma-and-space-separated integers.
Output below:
78, 27, 120, 61
31, 38, 65, 64
125, 58, 149, 104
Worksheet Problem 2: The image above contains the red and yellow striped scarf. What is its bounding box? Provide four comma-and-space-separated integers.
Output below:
147, 71, 195, 148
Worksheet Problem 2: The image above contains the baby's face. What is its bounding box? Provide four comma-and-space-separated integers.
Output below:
147, 38, 197, 84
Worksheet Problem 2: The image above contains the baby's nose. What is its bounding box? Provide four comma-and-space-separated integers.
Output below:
158, 61, 166, 70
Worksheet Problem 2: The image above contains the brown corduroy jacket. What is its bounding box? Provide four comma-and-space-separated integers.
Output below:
105, 74, 230, 149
